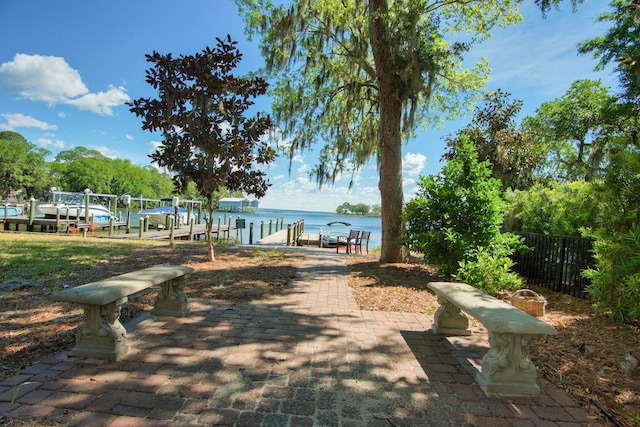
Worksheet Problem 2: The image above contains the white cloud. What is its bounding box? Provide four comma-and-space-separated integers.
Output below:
0, 54, 129, 116
149, 140, 163, 151
402, 152, 427, 176
0, 54, 87, 103
403, 177, 416, 187
404, 185, 420, 202
296, 163, 308, 174
37, 137, 65, 149
125, 134, 133, 140
258, 172, 382, 211
0, 113, 57, 131
66, 85, 129, 116
92, 144, 119, 159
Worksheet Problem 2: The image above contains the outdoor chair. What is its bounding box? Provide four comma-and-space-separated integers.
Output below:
354, 230, 371, 254
337, 230, 360, 253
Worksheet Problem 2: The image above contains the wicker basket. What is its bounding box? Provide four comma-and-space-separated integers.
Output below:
510, 289, 546, 317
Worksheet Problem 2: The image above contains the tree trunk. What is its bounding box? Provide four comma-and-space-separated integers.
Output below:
378, 90, 408, 263
206, 207, 215, 262
369, 0, 409, 264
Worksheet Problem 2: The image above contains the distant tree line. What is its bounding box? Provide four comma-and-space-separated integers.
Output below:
0, 131, 192, 201
335, 202, 381, 216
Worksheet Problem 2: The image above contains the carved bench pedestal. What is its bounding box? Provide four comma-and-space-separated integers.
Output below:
151, 275, 190, 317
73, 298, 130, 361
476, 332, 540, 396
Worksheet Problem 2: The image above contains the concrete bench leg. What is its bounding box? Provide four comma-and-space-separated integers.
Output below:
476, 332, 539, 396
432, 297, 470, 336
72, 297, 130, 361
151, 275, 190, 317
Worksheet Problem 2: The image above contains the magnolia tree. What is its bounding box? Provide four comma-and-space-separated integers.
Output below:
129, 36, 275, 261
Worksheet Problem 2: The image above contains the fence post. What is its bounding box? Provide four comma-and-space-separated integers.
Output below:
138, 217, 144, 239
293, 221, 298, 245
260, 221, 264, 239
249, 222, 254, 244
556, 237, 567, 292
287, 224, 292, 246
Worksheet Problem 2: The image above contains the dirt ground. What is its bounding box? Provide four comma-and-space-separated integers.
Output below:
1, 242, 639, 426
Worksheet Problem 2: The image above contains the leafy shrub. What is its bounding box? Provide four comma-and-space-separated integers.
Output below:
581, 147, 640, 322
503, 181, 599, 236
455, 233, 525, 294
583, 228, 640, 322
404, 136, 524, 293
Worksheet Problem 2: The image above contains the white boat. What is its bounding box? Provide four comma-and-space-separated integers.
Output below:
37, 189, 114, 223
37, 201, 113, 223
138, 205, 190, 227
321, 221, 351, 247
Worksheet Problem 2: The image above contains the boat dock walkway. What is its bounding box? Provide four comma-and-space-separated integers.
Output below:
102, 223, 231, 241
258, 230, 322, 247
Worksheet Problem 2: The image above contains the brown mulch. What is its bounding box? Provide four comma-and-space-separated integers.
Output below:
1, 244, 639, 426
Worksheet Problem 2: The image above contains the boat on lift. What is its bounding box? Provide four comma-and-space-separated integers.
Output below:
138, 205, 190, 227
138, 197, 191, 227
36, 188, 114, 223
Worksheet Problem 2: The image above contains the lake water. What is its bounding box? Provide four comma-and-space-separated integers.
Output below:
124, 208, 382, 248
212, 209, 382, 248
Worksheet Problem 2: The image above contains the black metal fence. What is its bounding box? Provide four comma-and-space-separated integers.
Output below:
511, 233, 595, 299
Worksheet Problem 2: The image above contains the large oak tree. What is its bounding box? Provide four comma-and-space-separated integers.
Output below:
237, 0, 576, 263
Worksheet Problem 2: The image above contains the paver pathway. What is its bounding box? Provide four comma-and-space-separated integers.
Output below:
0, 248, 603, 426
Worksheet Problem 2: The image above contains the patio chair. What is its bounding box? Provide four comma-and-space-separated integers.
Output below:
354, 231, 371, 254
337, 230, 360, 253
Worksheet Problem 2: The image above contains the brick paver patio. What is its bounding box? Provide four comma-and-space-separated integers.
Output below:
0, 248, 603, 426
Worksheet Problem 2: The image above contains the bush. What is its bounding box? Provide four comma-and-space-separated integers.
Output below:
503, 181, 599, 236
455, 233, 525, 294
583, 229, 640, 322
582, 147, 640, 322
404, 136, 524, 293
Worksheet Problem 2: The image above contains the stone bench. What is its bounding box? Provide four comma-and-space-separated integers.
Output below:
427, 282, 557, 396
49, 264, 194, 361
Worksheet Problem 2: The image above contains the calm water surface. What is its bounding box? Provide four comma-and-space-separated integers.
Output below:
218, 209, 382, 248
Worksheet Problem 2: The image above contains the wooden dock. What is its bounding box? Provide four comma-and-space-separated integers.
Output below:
102, 223, 232, 241
1, 215, 126, 233
1, 214, 307, 246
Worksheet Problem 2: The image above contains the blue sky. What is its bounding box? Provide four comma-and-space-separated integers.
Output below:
0, 0, 616, 212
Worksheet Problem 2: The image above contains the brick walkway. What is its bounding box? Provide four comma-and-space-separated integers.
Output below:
0, 248, 603, 426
